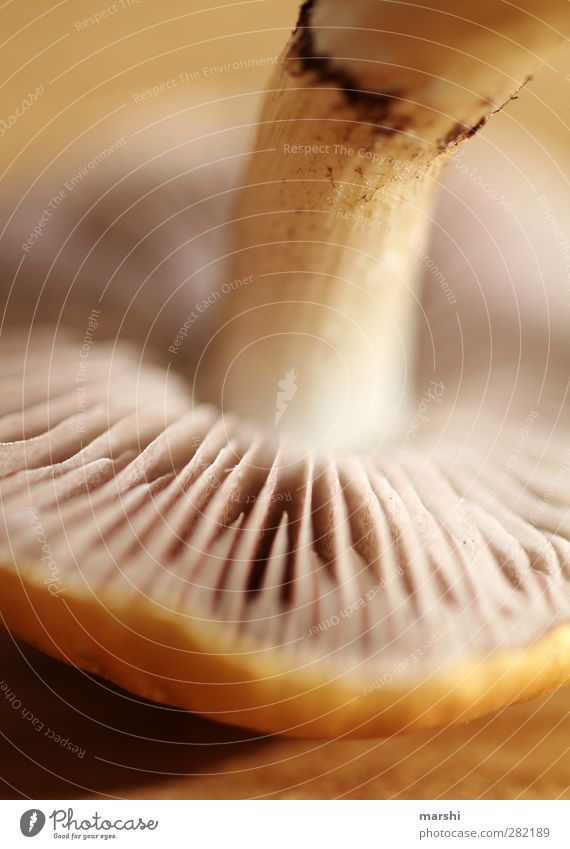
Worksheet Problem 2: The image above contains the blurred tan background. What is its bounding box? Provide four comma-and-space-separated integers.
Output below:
1, 0, 300, 187
1, 0, 570, 185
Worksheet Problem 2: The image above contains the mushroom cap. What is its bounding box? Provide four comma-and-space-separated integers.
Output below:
1, 297, 569, 737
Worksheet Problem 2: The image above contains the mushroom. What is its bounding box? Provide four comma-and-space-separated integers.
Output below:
199, 0, 570, 447
1, 0, 570, 738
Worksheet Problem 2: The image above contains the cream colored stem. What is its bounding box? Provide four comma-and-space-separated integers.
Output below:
200, 0, 569, 448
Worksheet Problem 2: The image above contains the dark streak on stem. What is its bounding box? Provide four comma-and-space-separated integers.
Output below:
440, 115, 489, 149
290, 2, 536, 154
287, 0, 408, 133
439, 74, 534, 150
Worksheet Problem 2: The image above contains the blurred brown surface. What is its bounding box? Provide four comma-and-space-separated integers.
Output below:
1, 629, 569, 800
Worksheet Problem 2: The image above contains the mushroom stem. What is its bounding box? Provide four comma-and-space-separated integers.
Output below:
200, 0, 569, 448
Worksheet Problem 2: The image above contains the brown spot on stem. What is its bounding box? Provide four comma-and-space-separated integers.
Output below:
439, 116, 488, 150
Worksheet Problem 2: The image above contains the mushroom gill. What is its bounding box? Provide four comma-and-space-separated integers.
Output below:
1, 0, 570, 738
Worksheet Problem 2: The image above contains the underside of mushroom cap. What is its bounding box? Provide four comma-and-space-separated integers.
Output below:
1, 317, 569, 737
